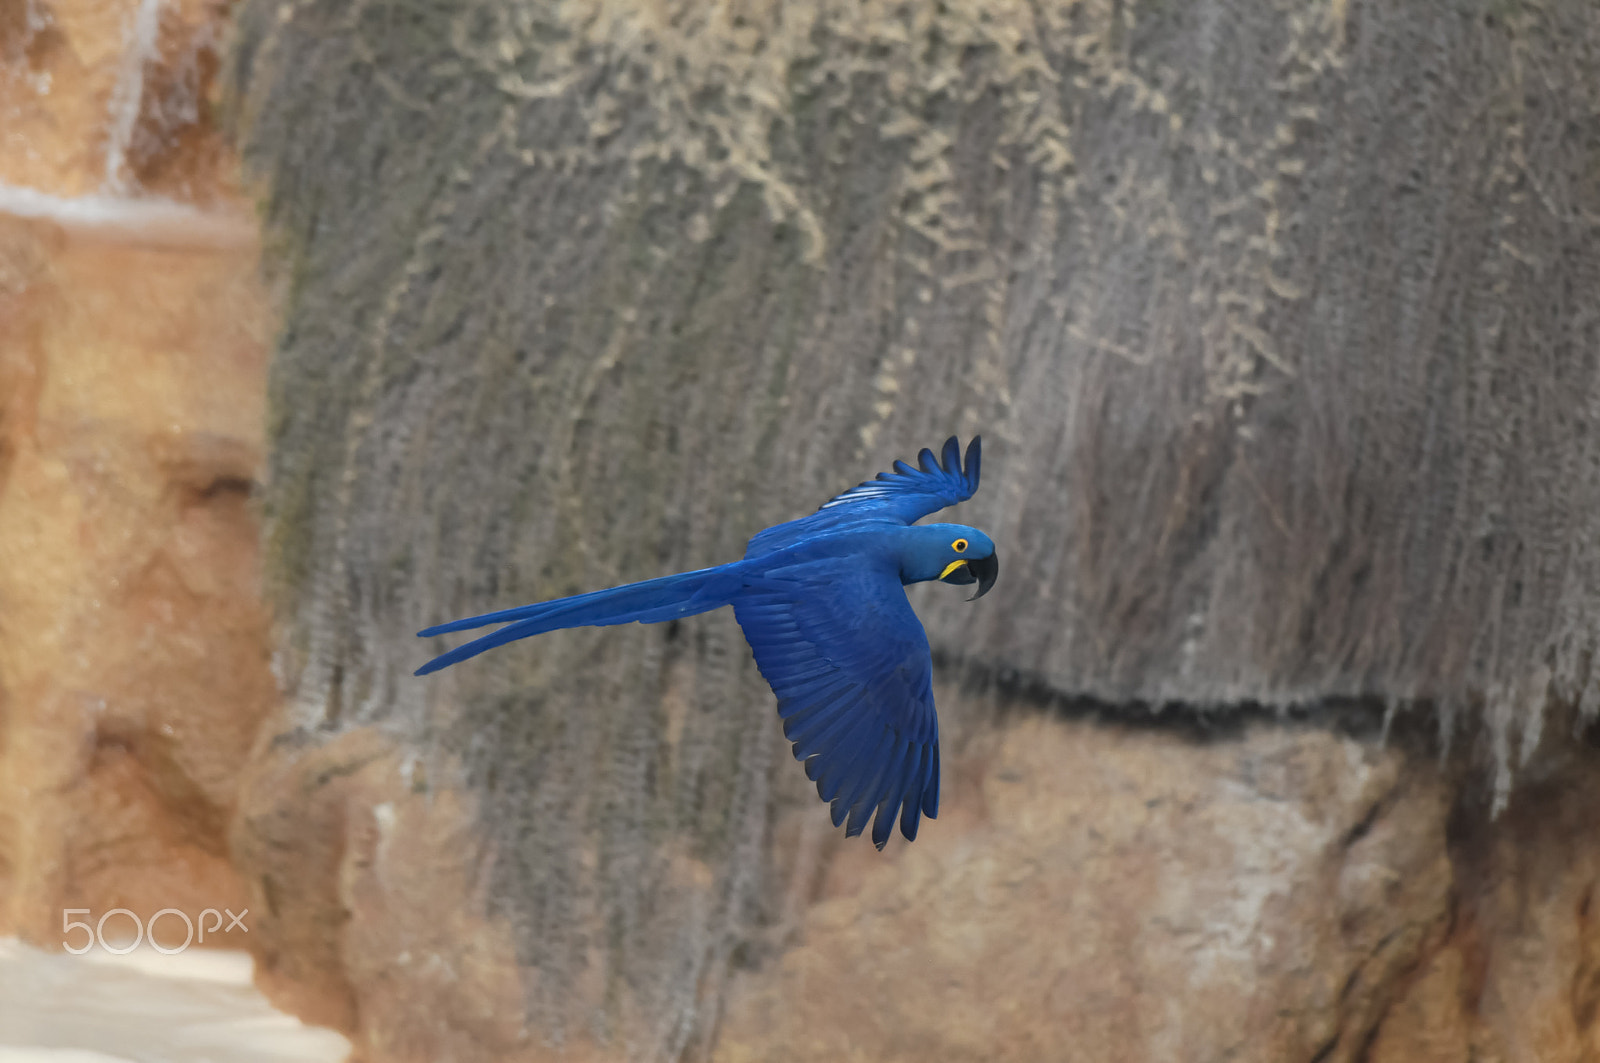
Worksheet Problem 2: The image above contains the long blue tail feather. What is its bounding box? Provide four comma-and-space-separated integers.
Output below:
415, 564, 746, 676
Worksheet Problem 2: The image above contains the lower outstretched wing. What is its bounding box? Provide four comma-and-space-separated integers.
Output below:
733, 559, 940, 849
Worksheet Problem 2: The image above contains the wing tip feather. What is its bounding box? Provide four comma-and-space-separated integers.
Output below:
940, 436, 960, 473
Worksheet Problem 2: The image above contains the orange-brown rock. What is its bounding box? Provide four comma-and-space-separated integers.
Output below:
0, 0, 269, 962
715, 716, 1455, 1063
233, 723, 623, 1062
227, 704, 1600, 1063
715, 715, 1600, 1063
1, 0, 235, 198
1369, 753, 1600, 1063
0, 210, 272, 949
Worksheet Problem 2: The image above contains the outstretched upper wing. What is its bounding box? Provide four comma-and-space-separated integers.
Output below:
732, 558, 940, 849
745, 436, 980, 558
817, 435, 981, 518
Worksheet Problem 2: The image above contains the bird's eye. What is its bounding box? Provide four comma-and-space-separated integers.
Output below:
952, 538, 968, 553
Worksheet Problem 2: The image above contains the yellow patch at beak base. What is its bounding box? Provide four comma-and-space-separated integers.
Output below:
939, 559, 969, 580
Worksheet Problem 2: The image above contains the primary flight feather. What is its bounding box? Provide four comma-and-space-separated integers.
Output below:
416, 436, 997, 849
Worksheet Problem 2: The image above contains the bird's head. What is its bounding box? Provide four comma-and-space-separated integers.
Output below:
901, 523, 998, 601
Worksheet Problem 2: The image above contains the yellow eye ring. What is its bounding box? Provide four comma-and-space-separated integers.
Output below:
952, 538, 968, 553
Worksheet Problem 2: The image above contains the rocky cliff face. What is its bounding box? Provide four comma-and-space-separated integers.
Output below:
6, 0, 1600, 1060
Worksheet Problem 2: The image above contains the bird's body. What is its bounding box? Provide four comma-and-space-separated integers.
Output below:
417, 437, 997, 849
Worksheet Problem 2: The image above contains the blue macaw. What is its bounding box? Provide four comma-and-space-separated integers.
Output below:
416, 437, 997, 849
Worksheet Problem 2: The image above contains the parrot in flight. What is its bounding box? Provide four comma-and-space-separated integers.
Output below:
415, 436, 997, 849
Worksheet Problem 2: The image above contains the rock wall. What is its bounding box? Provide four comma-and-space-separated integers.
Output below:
717, 709, 1600, 1063
6, 0, 1600, 1061
222, 0, 1600, 1058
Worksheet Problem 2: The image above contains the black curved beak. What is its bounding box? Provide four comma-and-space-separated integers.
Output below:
940, 552, 999, 601
967, 552, 998, 601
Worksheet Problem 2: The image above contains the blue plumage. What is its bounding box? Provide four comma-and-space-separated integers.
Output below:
416, 436, 997, 849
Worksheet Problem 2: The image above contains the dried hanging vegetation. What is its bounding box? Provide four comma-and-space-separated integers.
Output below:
229, 0, 1600, 1054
